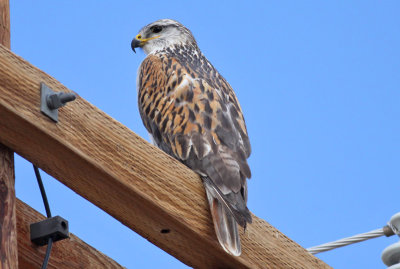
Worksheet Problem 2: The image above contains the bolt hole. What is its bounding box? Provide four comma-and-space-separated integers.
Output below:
160, 229, 170, 234
61, 221, 67, 229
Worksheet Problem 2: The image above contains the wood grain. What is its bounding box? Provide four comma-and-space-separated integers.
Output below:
0, 0, 10, 48
16, 199, 125, 269
0, 1, 17, 269
0, 145, 17, 269
0, 44, 331, 268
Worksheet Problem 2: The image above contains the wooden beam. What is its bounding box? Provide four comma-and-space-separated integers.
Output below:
0, 44, 330, 268
0, 144, 17, 269
0, 1, 18, 269
16, 199, 125, 269
0, 0, 10, 48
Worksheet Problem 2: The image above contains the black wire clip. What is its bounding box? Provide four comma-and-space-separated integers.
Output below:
30, 216, 70, 246
40, 82, 76, 122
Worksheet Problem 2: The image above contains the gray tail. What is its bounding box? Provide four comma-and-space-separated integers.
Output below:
204, 181, 242, 256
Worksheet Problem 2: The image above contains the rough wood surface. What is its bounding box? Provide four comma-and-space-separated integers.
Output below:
16, 199, 125, 269
0, 1, 17, 269
0, 0, 10, 48
0, 145, 17, 269
0, 44, 331, 268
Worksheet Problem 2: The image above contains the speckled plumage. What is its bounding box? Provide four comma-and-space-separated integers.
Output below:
133, 19, 252, 256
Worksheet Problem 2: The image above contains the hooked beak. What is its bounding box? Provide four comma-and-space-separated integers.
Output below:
131, 37, 141, 53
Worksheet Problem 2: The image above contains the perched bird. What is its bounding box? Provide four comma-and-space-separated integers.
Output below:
131, 19, 252, 256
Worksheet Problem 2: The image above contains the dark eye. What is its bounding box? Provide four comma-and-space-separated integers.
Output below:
151, 25, 163, 34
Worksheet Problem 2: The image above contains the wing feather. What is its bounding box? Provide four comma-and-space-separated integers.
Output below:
138, 52, 251, 225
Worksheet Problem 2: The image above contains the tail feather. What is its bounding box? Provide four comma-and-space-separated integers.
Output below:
202, 176, 251, 226
204, 181, 242, 256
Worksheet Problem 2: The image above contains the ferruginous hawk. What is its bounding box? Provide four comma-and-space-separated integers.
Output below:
131, 19, 252, 256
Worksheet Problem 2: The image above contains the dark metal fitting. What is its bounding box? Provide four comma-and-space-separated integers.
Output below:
30, 216, 70, 246
40, 82, 76, 122
46, 92, 76, 110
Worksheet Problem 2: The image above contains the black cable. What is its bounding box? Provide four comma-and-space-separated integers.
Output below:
33, 164, 53, 269
41, 238, 53, 269
33, 165, 52, 218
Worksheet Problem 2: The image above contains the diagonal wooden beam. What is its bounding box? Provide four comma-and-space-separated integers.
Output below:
0, 44, 330, 268
16, 199, 125, 269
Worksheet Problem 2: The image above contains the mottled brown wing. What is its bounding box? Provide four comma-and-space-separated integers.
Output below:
138, 53, 251, 221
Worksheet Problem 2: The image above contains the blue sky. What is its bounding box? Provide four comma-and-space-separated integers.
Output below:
10, 1, 399, 268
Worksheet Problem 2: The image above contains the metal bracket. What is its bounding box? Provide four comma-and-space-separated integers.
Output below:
30, 216, 70, 246
40, 82, 76, 122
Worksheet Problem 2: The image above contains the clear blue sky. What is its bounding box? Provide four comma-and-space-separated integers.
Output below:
10, 1, 399, 268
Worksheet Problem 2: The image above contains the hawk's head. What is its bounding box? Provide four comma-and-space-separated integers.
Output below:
131, 19, 198, 55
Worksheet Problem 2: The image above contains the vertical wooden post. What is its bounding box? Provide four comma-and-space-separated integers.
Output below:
0, 1, 17, 269
0, 0, 10, 47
